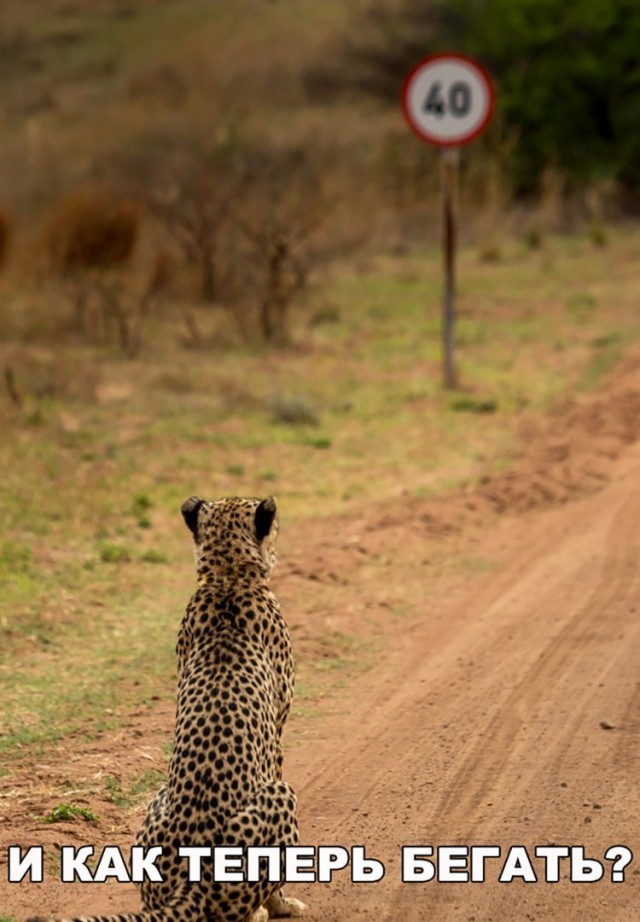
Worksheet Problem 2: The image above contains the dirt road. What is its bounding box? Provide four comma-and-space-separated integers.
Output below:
288, 444, 640, 922
2, 369, 640, 922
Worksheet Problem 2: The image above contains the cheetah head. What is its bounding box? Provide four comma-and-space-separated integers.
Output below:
181, 495, 279, 580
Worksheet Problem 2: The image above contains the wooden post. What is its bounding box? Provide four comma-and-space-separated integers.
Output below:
441, 146, 460, 390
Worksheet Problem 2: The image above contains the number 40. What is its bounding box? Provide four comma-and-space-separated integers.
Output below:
423, 81, 471, 117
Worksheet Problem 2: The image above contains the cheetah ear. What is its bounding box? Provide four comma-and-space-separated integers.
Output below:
181, 496, 204, 537
255, 496, 277, 542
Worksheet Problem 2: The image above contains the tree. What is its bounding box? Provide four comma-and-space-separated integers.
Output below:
341, 0, 640, 195
116, 125, 247, 303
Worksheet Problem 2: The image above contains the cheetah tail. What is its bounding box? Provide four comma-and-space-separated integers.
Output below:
27, 913, 170, 922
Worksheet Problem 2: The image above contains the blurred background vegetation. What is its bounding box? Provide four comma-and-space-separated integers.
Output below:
2, 0, 640, 753
335, 0, 640, 197
0, 0, 638, 349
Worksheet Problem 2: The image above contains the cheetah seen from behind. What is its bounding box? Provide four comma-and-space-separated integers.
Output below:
30, 495, 305, 922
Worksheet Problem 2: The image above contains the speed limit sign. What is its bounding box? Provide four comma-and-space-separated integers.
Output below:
401, 53, 495, 389
402, 53, 495, 147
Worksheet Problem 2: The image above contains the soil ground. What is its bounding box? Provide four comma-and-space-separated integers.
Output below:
1, 355, 640, 922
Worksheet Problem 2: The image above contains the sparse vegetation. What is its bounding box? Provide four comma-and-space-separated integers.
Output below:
121, 128, 245, 304
105, 770, 165, 809
1, 226, 639, 766
0, 0, 639, 877
523, 226, 543, 250
41, 803, 99, 824
1, 6, 640, 920
99, 543, 132, 564
448, 394, 499, 414
336, 0, 640, 197
140, 548, 168, 564
270, 394, 320, 427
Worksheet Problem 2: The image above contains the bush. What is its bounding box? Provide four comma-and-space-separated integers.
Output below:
36, 190, 163, 356
99, 543, 131, 563
270, 394, 320, 426
336, 0, 640, 196
448, 394, 498, 414
115, 126, 246, 303
44, 189, 139, 277
116, 124, 335, 342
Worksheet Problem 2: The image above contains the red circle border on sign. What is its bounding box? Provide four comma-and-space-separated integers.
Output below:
401, 51, 496, 147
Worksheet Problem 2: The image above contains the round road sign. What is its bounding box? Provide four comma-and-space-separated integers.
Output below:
402, 53, 495, 147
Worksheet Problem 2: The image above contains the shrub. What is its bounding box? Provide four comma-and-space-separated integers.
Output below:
140, 549, 168, 564
44, 189, 139, 277
270, 394, 320, 426
335, 0, 640, 196
448, 394, 498, 414
99, 543, 131, 563
116, 127, 246, 303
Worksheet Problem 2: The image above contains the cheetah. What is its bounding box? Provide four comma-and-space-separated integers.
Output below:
30, 495, 306, 922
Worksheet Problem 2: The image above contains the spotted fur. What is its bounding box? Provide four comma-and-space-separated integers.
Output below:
29, 496, 305, 922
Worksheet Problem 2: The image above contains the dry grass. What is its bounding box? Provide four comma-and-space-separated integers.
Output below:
0, 0, 572, 271
1, 0, 640, 772
1, 226, 640, 761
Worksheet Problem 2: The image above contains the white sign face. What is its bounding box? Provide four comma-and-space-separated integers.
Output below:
402, 54, 495, 147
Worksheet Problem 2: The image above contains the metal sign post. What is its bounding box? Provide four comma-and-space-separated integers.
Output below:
402, 53, 495, 389
441, 146, 460, 389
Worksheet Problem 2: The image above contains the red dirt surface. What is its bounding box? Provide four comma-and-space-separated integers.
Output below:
2, 355, 640, 921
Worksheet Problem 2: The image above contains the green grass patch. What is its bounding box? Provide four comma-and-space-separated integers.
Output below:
99, 543, 132, 563
581, 345, 622, 390
105, 770, 165, 809
140, 548, 169, 564
131, 493, 153, 514
448, 394, 499, 414
40, 803, 99, 824
590, 331, 622, 349
0, 542, 32, 572
565, 292, 598, 323
303, 436, 332, 450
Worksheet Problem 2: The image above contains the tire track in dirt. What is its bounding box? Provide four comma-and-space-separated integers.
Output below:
5, 367, 640, 921
428, 487, 640, 841
291, 455, 640, 922
295, 494, 625, 829
291, 518, 568, 813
